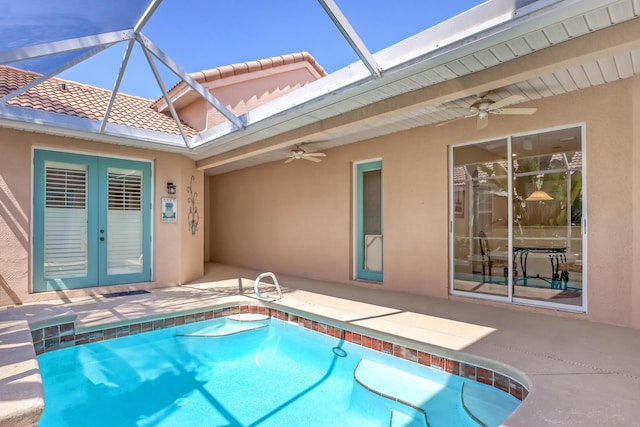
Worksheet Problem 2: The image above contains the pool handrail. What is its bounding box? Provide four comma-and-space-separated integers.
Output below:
254, 272, 283, 301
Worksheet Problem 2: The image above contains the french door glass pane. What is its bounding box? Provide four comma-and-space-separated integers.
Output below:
106, 168, 143, 275
43, 162, 88, 279
452, 139, 509, 298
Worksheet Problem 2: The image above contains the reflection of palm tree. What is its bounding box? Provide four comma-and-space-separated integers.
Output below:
481, 154, 582, 227
480, 162, 528, 227
518, 153, 582, 226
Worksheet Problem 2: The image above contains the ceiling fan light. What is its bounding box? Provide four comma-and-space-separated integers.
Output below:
526, 190, 554, 201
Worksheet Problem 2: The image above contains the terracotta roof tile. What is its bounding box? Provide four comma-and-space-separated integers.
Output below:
270, 56, 285, 68
189, 52, 326, 84
217, 65, 236, 79
246, 60, 262, 73
0, 66, 198, 137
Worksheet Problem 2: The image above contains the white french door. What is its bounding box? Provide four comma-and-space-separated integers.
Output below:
33, 150, 151, 292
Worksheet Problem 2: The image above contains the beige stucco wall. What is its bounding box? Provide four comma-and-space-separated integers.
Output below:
208, 75, 640, 329
632, 73, 640, 329
0, 71, 636, 329
0, 128, 203, 305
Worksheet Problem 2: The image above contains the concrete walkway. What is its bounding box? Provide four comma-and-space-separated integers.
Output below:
1, 263, 639, 426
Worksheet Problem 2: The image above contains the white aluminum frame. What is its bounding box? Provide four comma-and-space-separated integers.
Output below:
448, 123, 587, 313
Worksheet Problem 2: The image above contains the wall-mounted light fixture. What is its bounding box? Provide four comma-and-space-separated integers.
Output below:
166, 182, 177, 195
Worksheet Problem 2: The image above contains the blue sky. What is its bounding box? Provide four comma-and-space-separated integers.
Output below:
58, 0, 487, 100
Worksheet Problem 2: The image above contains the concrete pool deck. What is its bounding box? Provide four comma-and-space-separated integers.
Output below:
1, 263, 639, 426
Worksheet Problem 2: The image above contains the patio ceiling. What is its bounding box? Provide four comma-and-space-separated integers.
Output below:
0, 0, 639, 175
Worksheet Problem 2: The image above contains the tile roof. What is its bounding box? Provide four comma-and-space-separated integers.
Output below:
0, 52, 325, 138
189, 52, 326, 84
155, 52, 327, 109
0, 65, 198, 136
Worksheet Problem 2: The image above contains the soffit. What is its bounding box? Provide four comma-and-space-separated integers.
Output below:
197, 0, 640, 175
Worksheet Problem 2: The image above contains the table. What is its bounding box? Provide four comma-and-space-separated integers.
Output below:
513, 246, 567, 289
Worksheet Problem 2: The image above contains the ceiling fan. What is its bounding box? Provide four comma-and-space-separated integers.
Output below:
437, 94, 537, 130
284, 145, 327, 163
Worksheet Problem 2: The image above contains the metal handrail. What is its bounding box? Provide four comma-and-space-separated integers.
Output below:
254, 272, 283, 301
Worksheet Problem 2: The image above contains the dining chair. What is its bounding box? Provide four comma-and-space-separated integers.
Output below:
478, 230, 509, 285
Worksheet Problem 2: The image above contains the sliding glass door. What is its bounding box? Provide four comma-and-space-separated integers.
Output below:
450, 126, 585, 310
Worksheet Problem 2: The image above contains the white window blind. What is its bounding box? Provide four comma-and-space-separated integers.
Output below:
43, 163, 88, 279
107, 169, 143, 275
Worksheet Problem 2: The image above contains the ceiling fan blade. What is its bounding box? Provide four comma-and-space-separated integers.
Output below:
303, 156, 322, 162
488, 94, 524, 110
284, 157, 295, 163
477, 114, 489, 130
304, 152, 326, 157
492, 107, 537, 115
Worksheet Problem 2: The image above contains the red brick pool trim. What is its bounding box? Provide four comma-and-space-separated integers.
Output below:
30, 303, 528, 402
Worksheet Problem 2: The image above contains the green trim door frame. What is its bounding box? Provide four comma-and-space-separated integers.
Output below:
33, 150, 151, 292
355, 160, 383, 282
33, 150, 98, 290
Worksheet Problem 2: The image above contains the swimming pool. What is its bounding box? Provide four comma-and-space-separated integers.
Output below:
37, 316, 520, 426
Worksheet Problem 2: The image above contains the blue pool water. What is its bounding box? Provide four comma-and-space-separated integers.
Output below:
37, 317, 520, 426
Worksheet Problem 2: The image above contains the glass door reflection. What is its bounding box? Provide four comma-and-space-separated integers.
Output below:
451, 139, 510, 298
511, 132, 583, 306
451, 126, 584, 309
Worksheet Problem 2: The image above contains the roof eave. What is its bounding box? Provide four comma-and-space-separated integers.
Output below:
0, 103, 188, 151
191, 0, 637, 166
189, 0, 552, 157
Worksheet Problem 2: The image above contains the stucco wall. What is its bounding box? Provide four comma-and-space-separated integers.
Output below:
178, 64, 322, 131
632, 73, 640, 330
208, 76, 639, 329
0, 139, 31, 305
0, 128, 203, 305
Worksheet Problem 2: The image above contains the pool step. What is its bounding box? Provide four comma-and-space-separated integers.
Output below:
390, 409, 428, 427
175, 317, 269, 337
460, 381, 517, 427
227, 313, 270, 322
354, 359, 434, 427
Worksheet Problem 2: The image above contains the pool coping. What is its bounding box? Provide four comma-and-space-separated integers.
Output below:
6, 299, 529, 427
5, 263, 640, 427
